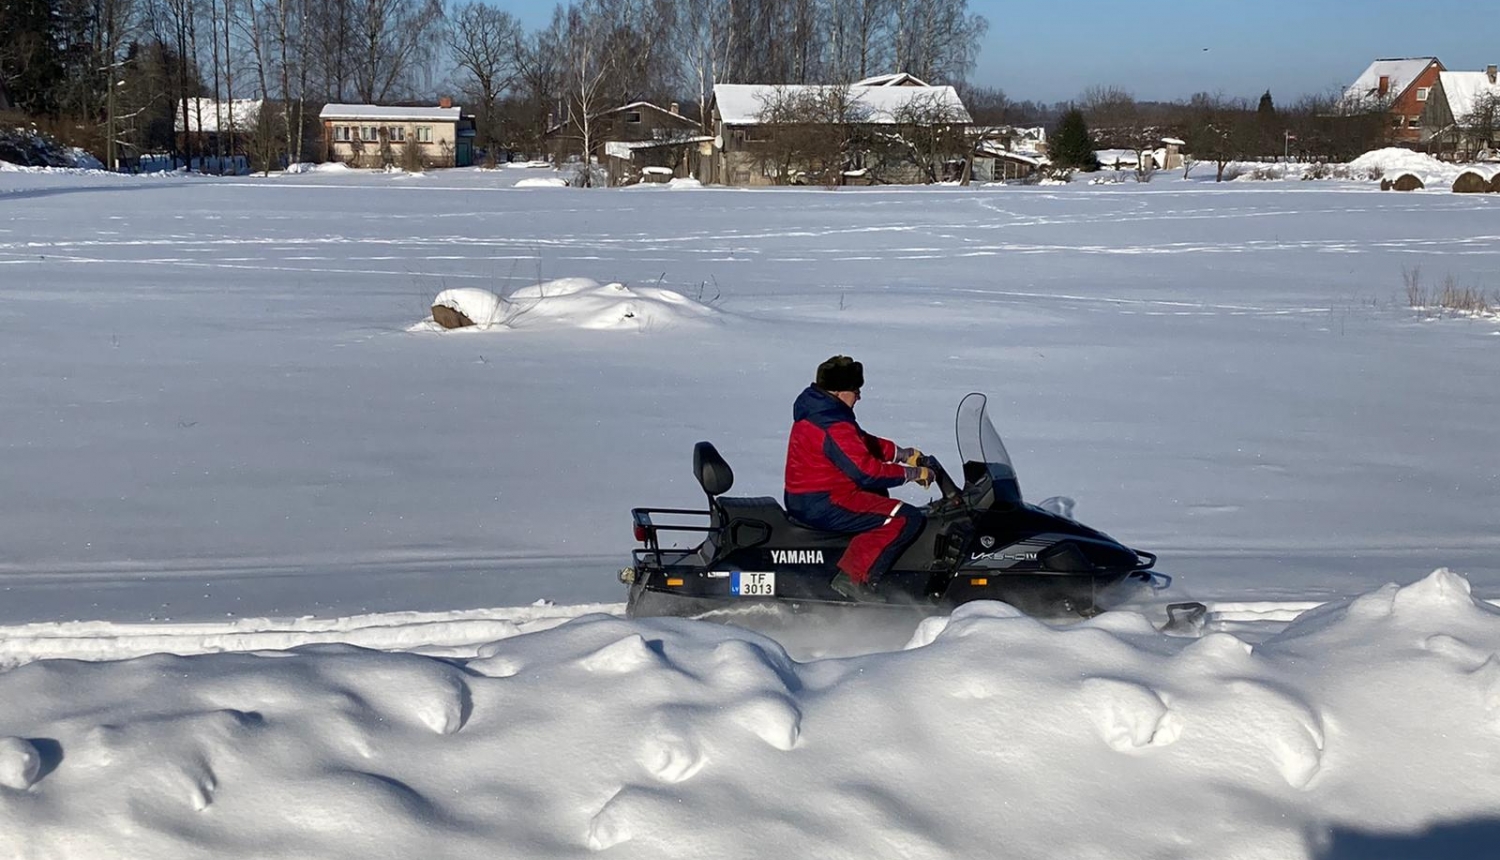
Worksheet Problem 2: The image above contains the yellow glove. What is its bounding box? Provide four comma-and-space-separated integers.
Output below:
905, 465, 934, 488
897, 446, 924, 467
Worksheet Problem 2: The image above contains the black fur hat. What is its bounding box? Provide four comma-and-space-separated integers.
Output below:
815, 355, 864, 391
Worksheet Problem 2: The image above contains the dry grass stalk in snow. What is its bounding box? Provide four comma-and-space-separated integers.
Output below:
1404, 267, 1496, 317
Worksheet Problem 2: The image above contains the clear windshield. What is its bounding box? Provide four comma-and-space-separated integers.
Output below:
955, 393, 1023, 506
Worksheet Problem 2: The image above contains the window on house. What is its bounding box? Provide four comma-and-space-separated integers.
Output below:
417, 126, 433, 143
388, 126, 406, 142
360, 126, 378, 141
1392, 116, 1406, 128
1416, 87, 1430, 101
334, 125, 351, 141
625, 111, 642, 123
1408, 116, 1422, 130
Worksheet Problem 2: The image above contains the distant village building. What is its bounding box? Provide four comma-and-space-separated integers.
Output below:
709, 74, 972, 186
970, 126, 1049, 181
544, 101, 710, 186
174, 98, 264, 173
319, 100, 475, 168
1341, 57, 1445, 146
1422, 66, 1500, 160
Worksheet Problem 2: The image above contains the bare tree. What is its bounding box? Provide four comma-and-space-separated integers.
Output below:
676, 0, 735, 129
562, 0, 619, 186
350, 0, 443, 103
1184, 92, 1252, 182
873, 88, 966, 182
448, 2, 521, 153
1457, 92, 1500, 159
753, 84, 870, 185
893, 0, 986, 83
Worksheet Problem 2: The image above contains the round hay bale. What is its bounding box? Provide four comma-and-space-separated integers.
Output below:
1391, 173, 1425, 191
431, 304, 475, 329
1490, 173, 1500, 193
1452, 170, 1489, 193
1380, 178, 1393, 191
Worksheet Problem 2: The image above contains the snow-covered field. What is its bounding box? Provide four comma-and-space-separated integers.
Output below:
2, 164, 1499, 857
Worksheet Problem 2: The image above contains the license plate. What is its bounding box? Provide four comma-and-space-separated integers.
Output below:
731, 571, 776, 597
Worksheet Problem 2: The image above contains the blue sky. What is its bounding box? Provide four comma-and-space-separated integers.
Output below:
484, 0, 1495, 104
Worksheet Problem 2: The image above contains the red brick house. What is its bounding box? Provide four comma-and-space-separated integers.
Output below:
1342, 57, 1445, 145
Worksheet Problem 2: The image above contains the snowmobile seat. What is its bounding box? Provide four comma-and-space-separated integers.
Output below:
713, 496, 851, 551
693, 441, 735, 497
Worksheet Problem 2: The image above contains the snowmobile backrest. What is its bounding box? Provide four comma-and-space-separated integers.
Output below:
693, 441, 735, 497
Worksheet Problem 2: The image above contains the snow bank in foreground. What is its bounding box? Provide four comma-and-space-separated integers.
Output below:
3, 570, 1500, 859
412, 277, 721, 333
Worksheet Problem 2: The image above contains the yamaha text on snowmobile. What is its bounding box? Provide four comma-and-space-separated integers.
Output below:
621, 393, 1179, 619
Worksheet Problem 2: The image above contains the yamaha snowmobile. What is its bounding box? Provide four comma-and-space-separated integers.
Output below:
621, 393, 1185, 620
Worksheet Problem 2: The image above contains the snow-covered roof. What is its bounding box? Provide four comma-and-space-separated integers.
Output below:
319, 104, 462, 122
602, 101, 694, 121
174, 98, 263, 133
1341, 58, 1440, 107
1436, 70, 1500, 122
853, 72, 930, 87
713, 84, 971, 125
604, 137, 713, 159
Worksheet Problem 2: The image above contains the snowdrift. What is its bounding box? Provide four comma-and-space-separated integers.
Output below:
412, 277, 721, 333
4, 570, 1500, 859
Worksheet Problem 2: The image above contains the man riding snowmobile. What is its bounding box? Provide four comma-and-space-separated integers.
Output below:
784, 355, 933, 601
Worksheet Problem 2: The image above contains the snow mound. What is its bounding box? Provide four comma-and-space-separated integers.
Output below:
284, 162, 353, 175
6, 571, 1500, 857
515, 176, 568, 188
410, 277, 721, 333
0, 737, 42, 790
1349, 147, 1448, 179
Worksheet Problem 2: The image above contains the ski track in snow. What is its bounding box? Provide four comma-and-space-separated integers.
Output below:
0, 593, 1462, 669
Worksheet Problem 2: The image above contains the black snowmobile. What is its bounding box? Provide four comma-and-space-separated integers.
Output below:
622, 393, 1188, 620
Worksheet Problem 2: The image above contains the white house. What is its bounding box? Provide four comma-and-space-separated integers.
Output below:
319, 101, 475, 168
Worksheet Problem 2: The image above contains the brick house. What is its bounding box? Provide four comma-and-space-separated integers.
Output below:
1341, 57, 1445, 146
320, 99, 476, 168
1422, 66, 1500, 159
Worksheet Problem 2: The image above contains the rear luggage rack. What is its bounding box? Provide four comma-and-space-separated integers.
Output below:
631, 506, 712, 568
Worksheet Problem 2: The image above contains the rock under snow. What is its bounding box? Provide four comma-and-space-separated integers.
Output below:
411, 278, 720, 333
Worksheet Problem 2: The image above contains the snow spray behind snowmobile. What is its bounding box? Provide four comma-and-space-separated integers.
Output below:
622, 393, 1192, 620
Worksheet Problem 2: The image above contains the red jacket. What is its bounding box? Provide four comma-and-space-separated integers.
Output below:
784, 386, 907, 509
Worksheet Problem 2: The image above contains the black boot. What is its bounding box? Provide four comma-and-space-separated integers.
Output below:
830, 572, 881, 602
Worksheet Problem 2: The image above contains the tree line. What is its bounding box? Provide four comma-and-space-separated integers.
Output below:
0, 0, 988, 169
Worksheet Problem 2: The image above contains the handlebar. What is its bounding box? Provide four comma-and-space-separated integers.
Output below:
921, 455, 963, 501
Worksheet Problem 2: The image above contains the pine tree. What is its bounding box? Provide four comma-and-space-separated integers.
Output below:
1258, 91, 1275, 119
1052, 108, 1100, 171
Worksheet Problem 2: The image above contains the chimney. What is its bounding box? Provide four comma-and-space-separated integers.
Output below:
439, 96, 453, 109
670, 102, 680, 115
1378, 75, 1390, 96
1488, 65, 1498, 85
